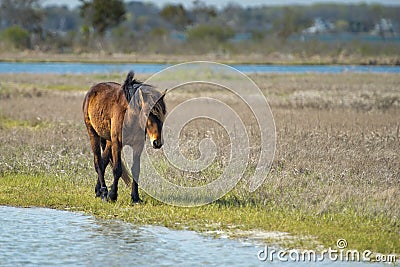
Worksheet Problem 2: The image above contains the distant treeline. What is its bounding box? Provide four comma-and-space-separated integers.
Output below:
0, 0, 399, 57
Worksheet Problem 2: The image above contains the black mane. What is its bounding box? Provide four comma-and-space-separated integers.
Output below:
122, 71, 143, 103
122, 71, 167, 122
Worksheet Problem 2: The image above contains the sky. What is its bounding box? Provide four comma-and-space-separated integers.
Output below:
43, 0, 400, 9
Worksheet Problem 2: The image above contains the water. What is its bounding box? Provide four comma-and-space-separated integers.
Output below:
0, 206, 260, 266
0, 62, 399, 74
0, 206, 390, 266
0, 62, 166, 74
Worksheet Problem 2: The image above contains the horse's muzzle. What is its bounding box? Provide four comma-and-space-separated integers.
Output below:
153, 139, 163, 149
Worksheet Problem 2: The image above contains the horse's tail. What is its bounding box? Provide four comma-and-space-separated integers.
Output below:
107, 153, 132, 187
122, 71, 135, 103
121, 162, 132, 187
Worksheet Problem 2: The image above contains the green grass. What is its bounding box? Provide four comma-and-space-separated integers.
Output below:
0, 114, 48, 129
0, 173, 398, 256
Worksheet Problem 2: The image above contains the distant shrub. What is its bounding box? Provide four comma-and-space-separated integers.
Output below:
251, 30, 265, 42
1, 25, 30, 49
186, 24, 235, 43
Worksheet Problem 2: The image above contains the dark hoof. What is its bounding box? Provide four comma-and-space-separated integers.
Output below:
100, 187, 108, 202
95, 184, 101, 197
131, 197, 142, 205
108, 190, 118, 202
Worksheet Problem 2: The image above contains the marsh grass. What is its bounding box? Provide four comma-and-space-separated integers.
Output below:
1, 173, 398, 254
0, 113, 48, 129
0, 72, 399, 255
0, 51, 399, 65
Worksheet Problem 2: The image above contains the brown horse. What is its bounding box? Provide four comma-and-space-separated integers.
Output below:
83, 71, 166, 203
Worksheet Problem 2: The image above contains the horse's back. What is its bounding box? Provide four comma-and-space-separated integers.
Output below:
83, 82, 127, 140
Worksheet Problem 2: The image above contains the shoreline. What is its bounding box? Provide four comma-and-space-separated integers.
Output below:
1, 51, 400, 65
0, 173, 397, 257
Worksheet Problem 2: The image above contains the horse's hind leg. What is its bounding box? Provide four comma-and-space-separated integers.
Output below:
94, 138, 111, 197
87, 128, 108, 200
108, 139, 123, 201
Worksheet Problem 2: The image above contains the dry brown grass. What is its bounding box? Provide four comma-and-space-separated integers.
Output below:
249, 74, 400, 217
0, 72, 399, 221
1, 51, 400, 65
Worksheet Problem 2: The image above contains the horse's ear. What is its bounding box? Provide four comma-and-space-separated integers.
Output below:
160, 89, 167, 100
127, 71, 135, 82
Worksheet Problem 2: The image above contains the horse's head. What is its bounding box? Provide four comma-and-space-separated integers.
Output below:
138, 88, 167, 149
123, 71, 167, 149
146, 93, 166, 149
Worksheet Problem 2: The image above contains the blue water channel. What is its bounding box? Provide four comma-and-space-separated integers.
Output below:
0, 62, 399, 74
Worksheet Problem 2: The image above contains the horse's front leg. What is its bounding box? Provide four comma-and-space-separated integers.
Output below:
131, 154, 141, 204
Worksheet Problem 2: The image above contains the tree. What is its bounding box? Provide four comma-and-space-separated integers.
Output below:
0, 0, 43, 31
273, 7, 311, 42
160, 4, 191, 31
1, 25, 30, 49
191, 0, 217, 25
79, 0, 126, 37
